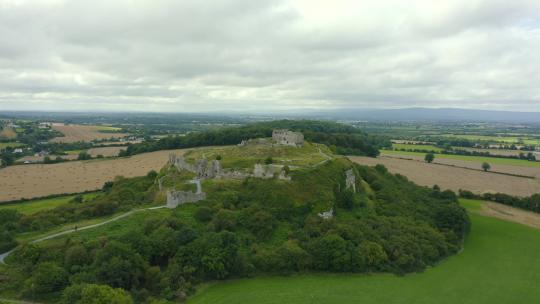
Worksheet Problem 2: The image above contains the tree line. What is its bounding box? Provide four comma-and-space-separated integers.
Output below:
119, 120, 390, 158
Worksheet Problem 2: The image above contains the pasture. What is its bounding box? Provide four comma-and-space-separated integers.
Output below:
441, 134, 540, 145
49, 123, 128, 143
0, 149, 187, 202
187, 199, 540, 304
392, 143, 443, 152
349, 156, 540, 196
0, 192, 99, 215
381, 150, 540, 167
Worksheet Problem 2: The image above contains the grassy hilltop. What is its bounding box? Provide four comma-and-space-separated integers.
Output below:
0, 140, 469, 303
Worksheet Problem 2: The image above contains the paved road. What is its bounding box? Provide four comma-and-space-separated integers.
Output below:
0, 205, 166, 264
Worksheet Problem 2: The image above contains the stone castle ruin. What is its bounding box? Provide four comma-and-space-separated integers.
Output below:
167, 189, 206, 208
318, 169, 357, 220
272, 129, 304, 146
166, 131, 301, 208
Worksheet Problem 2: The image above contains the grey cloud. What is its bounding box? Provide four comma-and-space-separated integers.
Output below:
1, 0, 540, 112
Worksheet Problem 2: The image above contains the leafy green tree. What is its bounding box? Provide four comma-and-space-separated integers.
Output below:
357, 240, 388, 271
215, 154, 222, 160
424, 153, 435, 163
27, 262, 69, 294
482, 162, 491, 172
309, 234, 352, 272
212, 209, 237, 232
0, 230, 17, 252
77, 151, 92, 160
194, 207, 213, 222
264, 156, 273, 164
61, 283, 133, 304
245, 210, 275, 239
92, 241, 147, 290
64, 245, 90, 271
147, 170, 158, 179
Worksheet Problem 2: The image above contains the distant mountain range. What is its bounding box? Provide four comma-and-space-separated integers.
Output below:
303, 108, 540, 123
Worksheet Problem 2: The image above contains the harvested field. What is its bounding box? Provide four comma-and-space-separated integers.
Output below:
382, 152, 540, 178
0, 149, 187, 202
49, 123, 128, 143
349, 156, 540, 197
87, 146, 126, 157
479, 201, 540, 230
0, 127, 17, 139
457, 147, 528, 157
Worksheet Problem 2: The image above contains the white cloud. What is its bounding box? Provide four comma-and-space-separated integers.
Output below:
0, 0, 540, 112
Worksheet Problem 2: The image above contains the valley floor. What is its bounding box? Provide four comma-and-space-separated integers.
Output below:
187, 199, 540, 304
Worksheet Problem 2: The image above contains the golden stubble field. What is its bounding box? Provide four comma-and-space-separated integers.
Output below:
87, 146, 126, 157
349, 156, 540, 197
49, 123, 128, 143
0, 149, 187, 202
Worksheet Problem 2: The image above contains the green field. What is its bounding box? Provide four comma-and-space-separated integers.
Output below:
392, 143, 443, 152
381, 150, 540, 167
188, 199, 540, 304
0, 192, 99, 215
442, 134, 540, 145
64, 149, 84, 155
0, 142, 25, 149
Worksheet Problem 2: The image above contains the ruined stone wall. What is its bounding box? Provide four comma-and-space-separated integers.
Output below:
167, 190, 206, 208
345, 169, 356, 192
169, 154, 291, 181
272, 129, 304, 146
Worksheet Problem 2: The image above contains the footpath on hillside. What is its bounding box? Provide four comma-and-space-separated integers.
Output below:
0, 205, 166, 264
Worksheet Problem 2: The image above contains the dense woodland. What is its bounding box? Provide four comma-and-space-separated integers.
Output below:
1, 157, 469, 303
120, 120, 390, 158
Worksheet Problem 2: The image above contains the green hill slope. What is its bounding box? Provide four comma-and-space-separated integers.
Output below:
188, 199, 540, 304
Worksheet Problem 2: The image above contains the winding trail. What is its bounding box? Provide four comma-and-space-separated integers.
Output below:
0, 205, 166, 264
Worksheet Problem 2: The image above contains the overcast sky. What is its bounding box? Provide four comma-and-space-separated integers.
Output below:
1, 0, 540, 112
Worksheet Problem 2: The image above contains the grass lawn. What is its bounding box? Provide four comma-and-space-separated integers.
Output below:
0, 192, 100, 215
185, 141, 330, 169
187, 199, 540, 304
381, 150, 540, 167
64, 149, 84, 155
392, 143, 443, 152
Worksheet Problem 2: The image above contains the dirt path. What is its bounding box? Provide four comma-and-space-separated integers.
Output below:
478, 202, 540, 230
